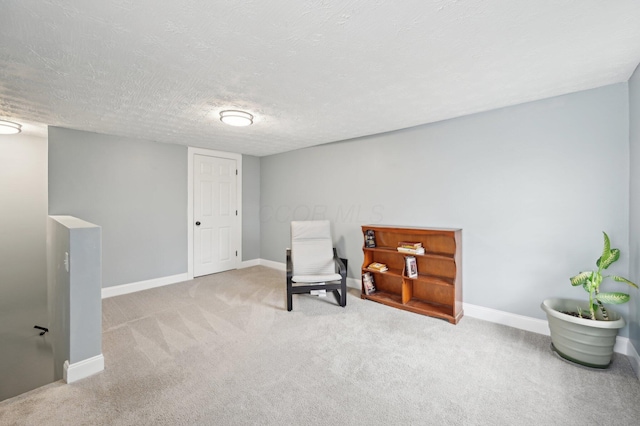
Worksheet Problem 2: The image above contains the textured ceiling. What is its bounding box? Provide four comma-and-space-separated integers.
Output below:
1, 1, 640, 156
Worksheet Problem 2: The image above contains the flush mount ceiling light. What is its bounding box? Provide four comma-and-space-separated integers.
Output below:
0, 120, 22, 135
220, 110, 253, 127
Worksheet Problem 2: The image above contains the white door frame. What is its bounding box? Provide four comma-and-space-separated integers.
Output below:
187, 147, 242, 280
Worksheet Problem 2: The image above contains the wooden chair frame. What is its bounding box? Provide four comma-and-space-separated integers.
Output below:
286, 248, 347, 311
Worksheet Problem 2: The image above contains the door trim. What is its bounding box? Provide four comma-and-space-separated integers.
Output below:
187, 147, 242, 280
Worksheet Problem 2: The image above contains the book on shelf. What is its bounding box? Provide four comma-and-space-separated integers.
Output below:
397, 246, 425, 255
405, 256, 418, 278
362, 272, 376, 295
364, 229, 376, 248
398, 241, 422, 249
367, 262, 388, 272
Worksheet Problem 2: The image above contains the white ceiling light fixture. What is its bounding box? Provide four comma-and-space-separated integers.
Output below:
0, 120, 22, 135
220, 110, 253, 127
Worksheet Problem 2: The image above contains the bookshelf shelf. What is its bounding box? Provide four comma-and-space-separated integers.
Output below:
364, 268, 403, 278
410, 274, 453, 287
361, 225, 462, 324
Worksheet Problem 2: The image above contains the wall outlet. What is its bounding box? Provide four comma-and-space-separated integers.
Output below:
64, 252, 69, 272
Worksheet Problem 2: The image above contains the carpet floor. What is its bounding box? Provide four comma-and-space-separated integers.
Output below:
1, 266, 639, 425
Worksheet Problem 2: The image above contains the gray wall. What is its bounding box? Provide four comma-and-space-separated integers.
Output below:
48, 127, 187, 288
0, 133, 48, 312
261, 84, 631, 332
0, 132, 50, 401
242, 155, 261, 261
630, 63, 640, 354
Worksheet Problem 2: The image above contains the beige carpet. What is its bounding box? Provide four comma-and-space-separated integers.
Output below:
1, 266, 639, 425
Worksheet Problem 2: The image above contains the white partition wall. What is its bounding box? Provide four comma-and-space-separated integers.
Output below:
47, 216, 103, 383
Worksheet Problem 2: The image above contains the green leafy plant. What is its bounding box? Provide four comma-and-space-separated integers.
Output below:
569, 232, 638, 320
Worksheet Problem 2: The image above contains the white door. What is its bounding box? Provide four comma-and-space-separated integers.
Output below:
193, 154, 238, 277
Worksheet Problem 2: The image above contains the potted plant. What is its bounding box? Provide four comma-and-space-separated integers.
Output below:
541, 232, 638, 368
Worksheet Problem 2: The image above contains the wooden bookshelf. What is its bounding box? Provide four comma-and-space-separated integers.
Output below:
361, 225, 462, 324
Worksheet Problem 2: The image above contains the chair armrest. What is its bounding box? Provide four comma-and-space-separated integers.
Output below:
332, 248, 346, 278
286, 249, 293, 281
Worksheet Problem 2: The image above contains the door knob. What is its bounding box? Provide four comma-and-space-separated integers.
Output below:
195, 221, 201, 226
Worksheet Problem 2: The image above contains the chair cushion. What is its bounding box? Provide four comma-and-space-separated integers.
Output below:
292, 273, 342, 283
291, 220, 335, 276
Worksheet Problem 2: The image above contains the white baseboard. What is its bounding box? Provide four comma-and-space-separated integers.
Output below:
613, 336, 631, 358
463, 303, 551, 336
628, 341, 640, 380
101, 262, 270, 298
240, 259, 261, 268
63, 354, 104, 384
463, 302, 632, 357
102, 261, 279, 299
259, 258, 286, 271
346, 277, 360, 289
101, 273, 190, 299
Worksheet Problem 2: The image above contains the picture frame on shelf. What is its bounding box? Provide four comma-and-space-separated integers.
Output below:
365, 229, 376, 248
362, 272, 376, 295
405, 256, 418, 278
